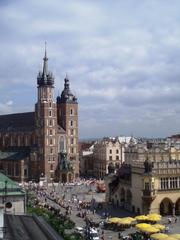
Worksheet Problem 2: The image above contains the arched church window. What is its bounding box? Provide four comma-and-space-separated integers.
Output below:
59, 136, 65, 152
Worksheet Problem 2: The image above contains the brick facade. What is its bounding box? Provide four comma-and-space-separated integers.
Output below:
0, 49, 79, 182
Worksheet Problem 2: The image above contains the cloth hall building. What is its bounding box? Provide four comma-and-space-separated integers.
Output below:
0, 49, 79, 183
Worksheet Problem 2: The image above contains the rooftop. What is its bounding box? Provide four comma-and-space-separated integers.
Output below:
0, 173, 24, 196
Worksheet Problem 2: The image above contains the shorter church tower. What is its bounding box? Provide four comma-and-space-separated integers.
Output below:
57, 75, 79, 181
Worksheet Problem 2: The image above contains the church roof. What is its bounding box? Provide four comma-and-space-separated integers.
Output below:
0, 112, 35, 132
0, 147, 30, 161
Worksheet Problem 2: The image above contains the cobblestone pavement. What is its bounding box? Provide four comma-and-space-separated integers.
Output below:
36, 182, 180, 240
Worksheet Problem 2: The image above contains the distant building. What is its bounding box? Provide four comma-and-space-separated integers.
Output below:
79, 141, 95, 177
93, 137, 125, 179
0, 48, 79, 182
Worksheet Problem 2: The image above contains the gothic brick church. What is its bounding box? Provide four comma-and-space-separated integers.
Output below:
0, 48, 79, 182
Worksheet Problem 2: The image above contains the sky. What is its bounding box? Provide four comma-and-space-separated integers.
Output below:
1, 0, 180, 139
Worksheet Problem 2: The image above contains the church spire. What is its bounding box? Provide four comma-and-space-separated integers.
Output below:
37, 43, 54, 87
42, 42, 48, 79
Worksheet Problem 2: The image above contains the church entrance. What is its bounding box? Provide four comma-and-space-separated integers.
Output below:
61, 173, 67, 183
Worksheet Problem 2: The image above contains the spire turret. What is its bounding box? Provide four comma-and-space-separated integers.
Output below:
37, 43, 54, 87
42, 42, 48, 79
56, 74, 77, 104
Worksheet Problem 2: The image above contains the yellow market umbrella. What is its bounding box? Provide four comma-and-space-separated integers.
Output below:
136, 223, 151, 229
151, 233, 168, 239
147, 213, 161, 222
147, 216, 161, 222
108, 217, 121, 224
169, 234, 180, 239
124, 217, 136, 221
161, 237, 177, 240
141, 226, 159, 233
153, 224, 166, 231
118, 219, 132, 225
135, 215, 148, 221
147, 213, 161, 218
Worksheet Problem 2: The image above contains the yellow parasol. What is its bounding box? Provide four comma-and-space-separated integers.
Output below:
151, 233, 169, 239
141, 226, 159, 233
153, 224, 166, 231
161, 237, 177, 240
118, 218, 132, 225
123, 217, 136, 222
135, 215, 148, 221
147, 213, 161, 218
108, 217, 121, 224
147, 213, 161, 222
136, 223, 151, 229
169, 234, 180, 239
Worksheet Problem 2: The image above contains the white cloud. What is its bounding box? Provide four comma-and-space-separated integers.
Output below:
1, 0, 180, 138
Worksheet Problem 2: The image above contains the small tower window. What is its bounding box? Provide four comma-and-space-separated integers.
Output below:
70, 108, 73, 115
71, 138, 74, 144
71, 129, 73, 135
49, 110, 52, 116
50, 164, 53, 170
70, 120, 73, 127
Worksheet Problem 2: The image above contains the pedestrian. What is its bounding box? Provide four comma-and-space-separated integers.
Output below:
168, 217, 172, 224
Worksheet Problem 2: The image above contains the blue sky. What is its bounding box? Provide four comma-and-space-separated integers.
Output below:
1, 0, 180, 138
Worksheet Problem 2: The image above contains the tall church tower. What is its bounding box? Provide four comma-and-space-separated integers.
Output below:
57, 75, 79, 181
35, 46, 58, 181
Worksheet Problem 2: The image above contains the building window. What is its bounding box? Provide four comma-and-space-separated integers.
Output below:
50, 164, 53, 170
50, 148, 53, 154
8, 163, 11, 175
109, 149, 112, 154
49, 102, 52, 107
70, 120, 73, 127
145, 182, 150, 190
49, 129, 53, 135
50, 138, 53, 145
116, 155, 119, 160
116, 149, 119, 154
71, 138, 74, 145
49, 119, 52, 126
15, 164, 19, 176
24, 169, 27, 176
59, 136, 65, 152
71, 148, 74, 154
49, 110, 52, 116
71, 129, 73, 135
70, 108, 73, 115
109, 156, 112, 161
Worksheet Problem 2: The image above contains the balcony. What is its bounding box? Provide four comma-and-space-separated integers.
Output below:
142, 189, 156, 203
